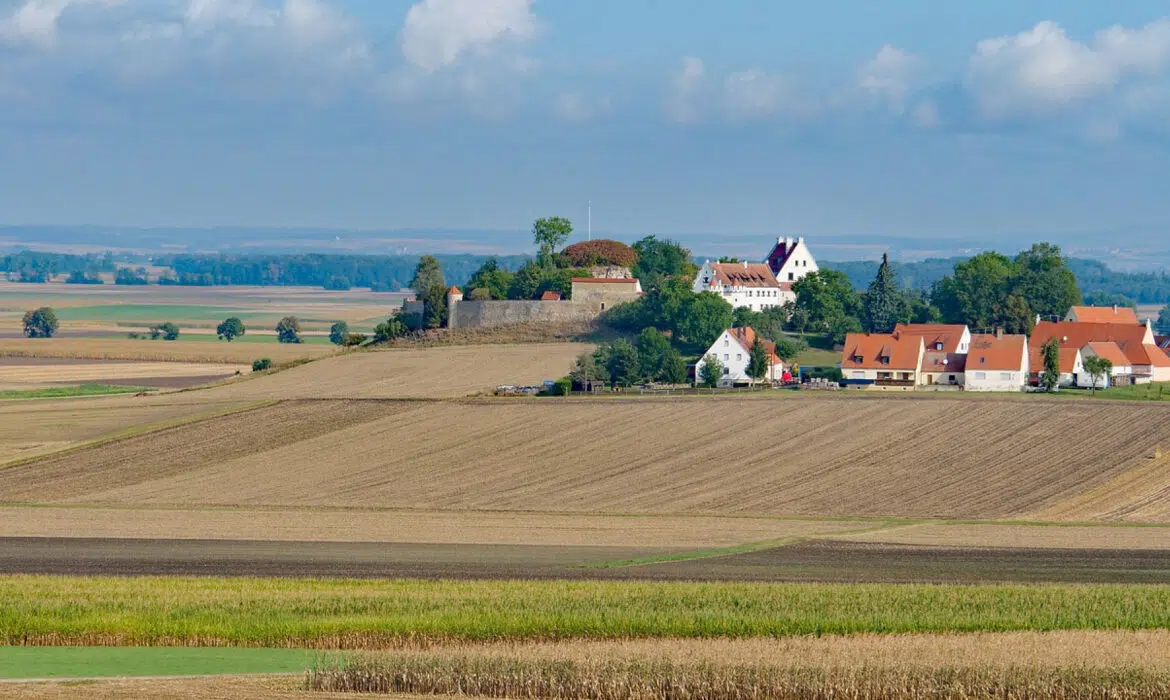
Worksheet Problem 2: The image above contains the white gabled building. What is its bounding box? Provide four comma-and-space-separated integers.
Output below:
695, 327, 787, 387
765, 236, 819, 284
692, 261, 790, 312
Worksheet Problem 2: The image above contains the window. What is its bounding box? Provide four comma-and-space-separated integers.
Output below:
852, 371, 864, 379
880, 356, 890, 365
1000, 372, 1012, 381
600, 303, 605, 310
736, 354, 742, 361
723, 354, 729, 361
724, 339, 729, 347
854, 356, 864, 364
788, 272, 794, 281
936, 342, 944, 351
975, 372, 986, 380
723, 367, 730, 375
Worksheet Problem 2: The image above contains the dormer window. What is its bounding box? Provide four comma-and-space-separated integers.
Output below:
881, 356, 890, 365
854, 355, 864, 364
936, 342, 944, 351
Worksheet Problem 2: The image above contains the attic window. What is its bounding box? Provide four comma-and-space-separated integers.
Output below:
935, 342, 944, 351
854, 355, 864, 364
881, 356, 890, 365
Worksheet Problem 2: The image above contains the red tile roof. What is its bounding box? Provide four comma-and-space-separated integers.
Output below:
540, 291, 563, 301
726, 327, 782, 365
1028, 346, 1081, 374
841, 333, 923, 371
448, 286, 462, 295
1084, 341, 1132, 368
893, 324, 968, 354
1069, 306, 1140, 324
968, 334, 1028, 372
704, 263, 780, 289
1031, 321, 1166, 367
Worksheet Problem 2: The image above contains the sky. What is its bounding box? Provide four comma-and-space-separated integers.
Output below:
2, 0, 1170, 252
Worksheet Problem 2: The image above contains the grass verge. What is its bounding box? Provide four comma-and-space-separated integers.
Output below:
3, 577, 1169, 647
0, 647, 314, 679
0, 384, 150, 400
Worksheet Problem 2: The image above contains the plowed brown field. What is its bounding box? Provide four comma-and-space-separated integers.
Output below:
4, 397, 1168, 522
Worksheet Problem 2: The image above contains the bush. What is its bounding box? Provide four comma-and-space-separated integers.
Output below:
150, 322, 180, 341
252, 358, 272, 372
344, 333, 367, 347
806, 366, 844, 382
550, 377, 573, 396
561, 240, 638, 268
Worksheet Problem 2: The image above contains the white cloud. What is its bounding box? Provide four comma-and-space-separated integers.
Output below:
183, 0, 274, 33
724, 68, 781, 119
860, 44, 919, 113
399, 0, 537, 73
666, 56, 704, 123
0, 0, 121, 48
968, 19, 1170, 117
911, 100, 939, 128
554, 91, 611, 122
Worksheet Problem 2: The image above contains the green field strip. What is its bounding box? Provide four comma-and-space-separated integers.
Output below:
0, 384, 151, 400
0, 647, 315, 680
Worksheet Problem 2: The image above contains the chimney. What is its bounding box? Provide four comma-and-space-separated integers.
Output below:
1113, 304, 1118, 314
797, 236, 805, 245
995, 327, 1004, 339
743, 261, 749, 269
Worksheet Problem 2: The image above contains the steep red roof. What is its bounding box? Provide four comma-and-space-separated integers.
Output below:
765, 239, 797, 276
726, 327, 781, 365
1084, 341, 1132, 368
968, 334, 1028, 372
1031, 321, 1164, 368
893, 324, 968, 353
1028, 346, 1081, 374
704, 262, 780, 289
1069, 306, 1140, 324
540, 291, 563, 301
448, 286, 462, 295
841, 333, 923, 371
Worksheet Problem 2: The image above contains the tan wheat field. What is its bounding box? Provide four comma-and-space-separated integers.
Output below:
0, 338, 335, 364
4, 397, 1169, 524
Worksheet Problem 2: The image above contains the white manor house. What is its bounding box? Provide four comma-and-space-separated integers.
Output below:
692, 237, 819, 311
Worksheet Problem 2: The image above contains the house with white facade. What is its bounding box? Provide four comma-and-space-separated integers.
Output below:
692, 262, 790, 312
1080, 341, 1133, 387
893, 323, 971, 386
695, 327, 786, 387
1028, 346, 1085, 388
965, 333, 1029, 392
1031, 320, 1170, 383
765, 236, 819, 284
840, 332, 925, 390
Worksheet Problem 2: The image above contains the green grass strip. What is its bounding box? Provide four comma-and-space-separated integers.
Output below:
3, 577, 1169, 645
0, 646, 315, 679
0, 384, 150, 400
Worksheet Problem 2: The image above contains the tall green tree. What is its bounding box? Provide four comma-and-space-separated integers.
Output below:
863, 253, 901, 333
674, 292, 734, 349
746, 336, 771, 385
532, 217, 573, 263
603, 338, 641, 388
21, 307, 58, 338
275, 316, 302, 344
1157, 305, 1170, 334
631, 236, 698, 281
792, 270, 861, 334
570, 351, 603, 390
774, 338, 804, 365
635, 328, 673, 381
931, 252, 1017, 330
1040, 337, 1061, 392
697, 354, 724, 388
216, 317, 246, 342
465, 258, 514, 300
329, 321, 350, 346
1014, 242, 1082, 321
411, 256, 449, 329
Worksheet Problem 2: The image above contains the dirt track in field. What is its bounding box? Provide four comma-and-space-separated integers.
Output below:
5, 397, 1168, 523
1, 537, 1167, 583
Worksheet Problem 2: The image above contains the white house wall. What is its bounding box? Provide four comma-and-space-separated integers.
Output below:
965, 370, 1027, 392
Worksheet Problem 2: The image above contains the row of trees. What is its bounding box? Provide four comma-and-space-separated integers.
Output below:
571, 329, 689, 389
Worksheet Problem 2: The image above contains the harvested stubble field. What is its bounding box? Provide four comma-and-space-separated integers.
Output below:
7, 397, 1167, 524
0, 357, 247, 390
0, 338, 336, 364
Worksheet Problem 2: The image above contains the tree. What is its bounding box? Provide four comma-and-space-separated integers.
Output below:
697, 354, 724, 389
931, 252, 1016, 330
661, 351, 688, 384
1040, 337, 1061, 392
1083, 355, 1113, 394
603, 338, 641, 388
569, 351, 602, 391
532, 217, 573, 263
1013, 242, 1081, 321
21, 307, 58, 338
114, 267, 148, 286
827, 314, 863, 346
276, 316, 302, 344
465, 258, 514, 300
1158, 305, 1170, 335
217, 317, 246, 342
374, 317, 408, 342
675, 292, 734, 349
507, 262, 545, 300
746, 336, 771, 385
151, 322, 180, 341
410, 255, 446, 296
792, 270, 862, 335
561, 240, 638, 269
863, 253, 901, 333
631, 236, 698, 281
774, 338, 804, 365
329, 321, 349, 346
467, 287, 492, 301
635, 328, 675, 382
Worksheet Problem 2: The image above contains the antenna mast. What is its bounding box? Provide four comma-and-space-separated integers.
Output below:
588, 200, 592, 241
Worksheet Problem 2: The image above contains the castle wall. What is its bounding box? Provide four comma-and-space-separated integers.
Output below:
448, 300, 600, 330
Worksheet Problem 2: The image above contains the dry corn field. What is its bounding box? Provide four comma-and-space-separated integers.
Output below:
3, 397, 1168, 523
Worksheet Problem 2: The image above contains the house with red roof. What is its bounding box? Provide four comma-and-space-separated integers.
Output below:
765, 236, 819, 284
696, 327, 787, 387
1030, 320, 1170, 383
893, 323, 971, 386
1028, 345, 1085, 388
1065, 305, 1140, 324
692, 261, 790, 312
840, 332, 925, 390
965, 332, 1029, 392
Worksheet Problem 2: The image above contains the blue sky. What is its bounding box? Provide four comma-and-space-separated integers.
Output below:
1, 0, 1170, 253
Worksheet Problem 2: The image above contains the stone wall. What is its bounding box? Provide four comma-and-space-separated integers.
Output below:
448, 300, 600, 330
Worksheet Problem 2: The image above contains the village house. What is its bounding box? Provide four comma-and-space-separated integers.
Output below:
1028, 345, 1085, 388
1030, 320, 1170, 383
1080, 341, 1134, 387
695, 327, 786, 387
1065, 305, 1140, 324
892, 323, 971, 386
692, 236, 819, 311
691, 261, 790, 311
840, 332, 925, 390
965, 332, 1029, 392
